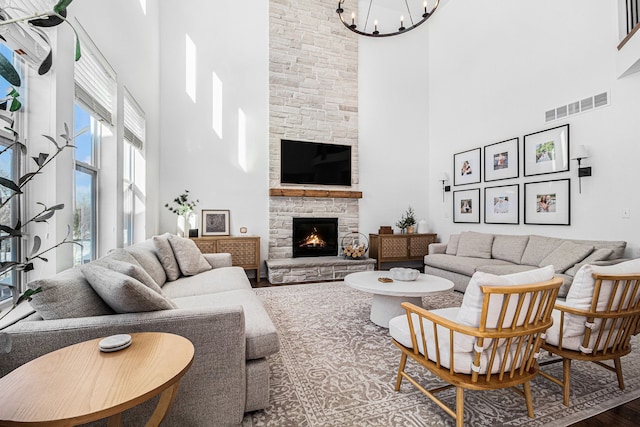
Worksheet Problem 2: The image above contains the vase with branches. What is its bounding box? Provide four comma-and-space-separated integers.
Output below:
165, 190, 199, 237
395, 206, 417, 234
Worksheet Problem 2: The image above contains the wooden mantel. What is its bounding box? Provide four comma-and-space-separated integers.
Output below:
269, 188, 363, 199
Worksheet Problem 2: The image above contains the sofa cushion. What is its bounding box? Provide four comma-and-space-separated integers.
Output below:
124, 239, 167, 286
538, 241, 594, 274
94, 258, 163, 294
153, 234, 181, 281
173, 289, 279, 360
564, 248, 614, 277
424, 254, 511, 276
162, 266, 252, 299
491, 235, 530, 264
520, 235, 563, 266
27, 267, 114, 320
454, 266, 555, 352
168, 234, 212, 276
475, 264, 536, 275
456, 231, 494, 259
445, 234, 460, 255
96, 248, 141, 266
81, 264, 177, 313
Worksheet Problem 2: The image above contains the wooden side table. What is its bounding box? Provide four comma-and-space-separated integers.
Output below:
369, 233, 437, 270
191, 236, 261, 282
0, 332, 194, 427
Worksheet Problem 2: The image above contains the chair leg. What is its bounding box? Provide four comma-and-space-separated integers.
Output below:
456, 387, 464, 427
614, 357, 625, 390
395, 352, 407, 391
562, 358, 572, 406
523, 381, 534, 418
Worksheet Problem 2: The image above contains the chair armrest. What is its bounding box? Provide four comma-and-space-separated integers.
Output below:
203, 252, 232, 268
428, 243, 447, 255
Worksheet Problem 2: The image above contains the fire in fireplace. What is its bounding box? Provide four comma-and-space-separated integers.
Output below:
292, 217, 338, 257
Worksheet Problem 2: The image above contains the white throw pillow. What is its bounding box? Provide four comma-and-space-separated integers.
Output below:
168, 234, 213, 276
560, 258, 640, 337
454, 265, 555, 352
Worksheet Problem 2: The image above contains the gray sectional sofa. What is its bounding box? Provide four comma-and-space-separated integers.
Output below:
0, 234, 278, 426
425, 231, 627, 295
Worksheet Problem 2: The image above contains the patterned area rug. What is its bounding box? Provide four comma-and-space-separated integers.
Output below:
243, 282, 640, 426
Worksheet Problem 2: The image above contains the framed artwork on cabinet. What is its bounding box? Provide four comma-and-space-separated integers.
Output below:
202, 210, 230, 236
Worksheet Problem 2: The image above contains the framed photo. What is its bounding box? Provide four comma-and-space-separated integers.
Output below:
453, 188, 480, 223
484, 138, 519, 182
484, 184, 519, 224
453, 148, 481, 186
523, 124, 570, 177
201, 210, 230, 236
524, 179, 570, 225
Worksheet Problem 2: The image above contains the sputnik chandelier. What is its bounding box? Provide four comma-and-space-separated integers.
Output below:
336, 0, 439, 37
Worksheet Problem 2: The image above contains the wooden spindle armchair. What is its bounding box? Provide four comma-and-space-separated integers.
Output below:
390, 275, 562, 427
540, 272, 640, 406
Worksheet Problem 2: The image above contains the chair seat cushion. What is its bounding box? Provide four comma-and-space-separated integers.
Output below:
389, 308, 528, 375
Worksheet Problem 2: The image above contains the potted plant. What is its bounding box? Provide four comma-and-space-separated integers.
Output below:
395, 206, 417, 234
165, 190, 199, 237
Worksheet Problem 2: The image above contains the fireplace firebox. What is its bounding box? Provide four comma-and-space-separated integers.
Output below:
292, 217, 338, 257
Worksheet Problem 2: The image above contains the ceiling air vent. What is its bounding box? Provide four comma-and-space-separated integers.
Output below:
544, 91, 610, 123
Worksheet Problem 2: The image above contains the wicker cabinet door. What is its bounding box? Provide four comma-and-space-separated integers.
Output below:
408, 235, 434, 258
192, 240, 217, 254
380, 237, 408, 258
217, 240, 256, 268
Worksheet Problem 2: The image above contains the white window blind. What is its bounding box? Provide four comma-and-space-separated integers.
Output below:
74, 20, 116, 125
123, 88, 145, 151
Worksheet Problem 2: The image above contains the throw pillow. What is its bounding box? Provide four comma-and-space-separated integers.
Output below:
27, 267, 114, 320
456, 231, 494, 259
168, 234, 213, 276
445, 234, 460, 255
564, 248, 614, 277
123, 242, 168, 286
538, 241, 594, 273
81, 264, 177, 313
153, 233, 181, 281
454, 265, 555, 352
561, 258, 640, 337
491, 235, 530, 264
520, 235, 564, 266
95, 258, 163, 294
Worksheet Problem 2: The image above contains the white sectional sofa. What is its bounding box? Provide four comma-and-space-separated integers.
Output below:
0, 234, 278, 426
425, 231, 627, 295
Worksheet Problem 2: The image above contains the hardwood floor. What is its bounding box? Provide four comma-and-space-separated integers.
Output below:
250, 278, 640, 425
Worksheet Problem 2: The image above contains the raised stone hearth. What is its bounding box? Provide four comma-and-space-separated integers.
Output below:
266, 257, 375, 284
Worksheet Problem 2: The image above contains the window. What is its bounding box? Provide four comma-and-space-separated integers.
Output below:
73, 104, 99, 265
0, 44, 21, 303
123, 89, 146, 246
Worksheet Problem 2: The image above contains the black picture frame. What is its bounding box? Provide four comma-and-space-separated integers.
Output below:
484, 138, 519, 182
523, 124, 570, 177
524, 179, 571, 225
484, 184, 520, 225
453, 148, 481, 186
453, 188, 481, 223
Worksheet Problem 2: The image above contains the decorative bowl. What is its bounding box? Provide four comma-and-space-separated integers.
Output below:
390, 267, 420, 281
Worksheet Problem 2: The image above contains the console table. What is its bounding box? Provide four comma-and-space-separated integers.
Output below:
369, 233, 437, 270
0, 332, 194, 426
190, 236, 261, 282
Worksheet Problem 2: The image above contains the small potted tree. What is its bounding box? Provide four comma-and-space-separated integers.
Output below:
395, 206, 417, 234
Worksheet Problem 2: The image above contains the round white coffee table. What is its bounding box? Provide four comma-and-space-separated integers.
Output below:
345, 271, 454, 328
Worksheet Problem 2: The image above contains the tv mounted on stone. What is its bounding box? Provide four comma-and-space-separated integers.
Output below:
280, 139, 352, 186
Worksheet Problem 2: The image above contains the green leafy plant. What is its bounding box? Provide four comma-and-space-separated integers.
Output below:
395, 206, 416, 231
165, 190, 199, 216
0, 119, 80, 307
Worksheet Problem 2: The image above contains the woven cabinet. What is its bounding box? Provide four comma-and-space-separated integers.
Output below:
190, 236, 260, 282
369, 233, 437, 270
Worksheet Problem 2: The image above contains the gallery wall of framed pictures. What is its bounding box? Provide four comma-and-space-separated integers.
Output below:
450, 124, 572, 226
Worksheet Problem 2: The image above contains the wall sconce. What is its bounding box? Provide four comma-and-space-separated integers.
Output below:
439, 172, 450, 202
571, 145, 591, 194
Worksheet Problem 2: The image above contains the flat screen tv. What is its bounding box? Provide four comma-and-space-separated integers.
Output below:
280, 140, 352, 186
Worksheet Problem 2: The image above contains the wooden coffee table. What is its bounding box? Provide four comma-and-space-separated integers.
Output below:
0, 332, 194, 427
345, 271, 454, 327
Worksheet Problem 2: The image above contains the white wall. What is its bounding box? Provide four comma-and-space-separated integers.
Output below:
157, 1, 269, 265
359, 14, 430, 235
426, 1, 640, 258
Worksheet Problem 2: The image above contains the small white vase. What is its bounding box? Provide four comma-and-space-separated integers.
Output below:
177, 212, 196, 237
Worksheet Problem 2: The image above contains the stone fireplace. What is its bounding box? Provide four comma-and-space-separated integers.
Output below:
292, 217, 338, 258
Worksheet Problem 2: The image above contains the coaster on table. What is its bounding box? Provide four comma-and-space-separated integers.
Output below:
99, 334, 132, 353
